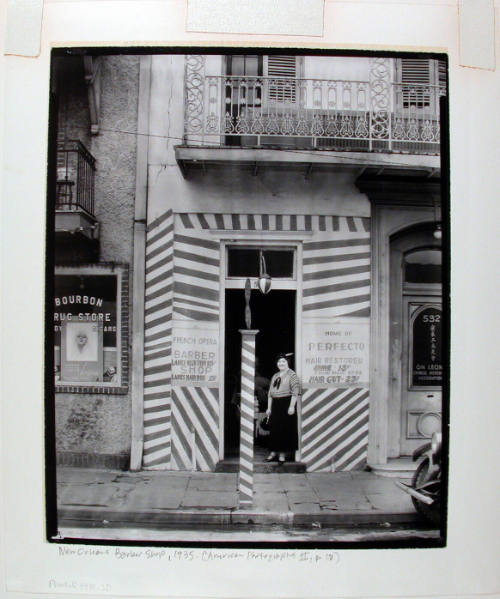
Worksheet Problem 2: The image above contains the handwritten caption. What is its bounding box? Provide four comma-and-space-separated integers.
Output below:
56, 546, 340, 565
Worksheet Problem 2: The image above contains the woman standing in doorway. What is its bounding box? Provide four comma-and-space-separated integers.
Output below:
265, 353, 300, 464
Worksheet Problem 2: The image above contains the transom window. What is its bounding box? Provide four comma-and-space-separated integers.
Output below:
404, 248, 441, 284
226, 247, 295, 279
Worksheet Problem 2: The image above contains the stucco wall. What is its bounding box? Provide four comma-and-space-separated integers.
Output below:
146, 55, 370, 222
55, 55, 139, 461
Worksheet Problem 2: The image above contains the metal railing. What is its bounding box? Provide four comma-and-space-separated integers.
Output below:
184, 76, 444, 154
56, 140, 96, 216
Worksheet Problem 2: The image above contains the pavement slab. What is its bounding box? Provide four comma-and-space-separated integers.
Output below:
124, 480, 189, 510
57, 469, 119, 484
252, 491, 289, 512
58, 483, 119, 507
366, 493, 414, 512
279, 473, 314, 491
54, 466, 427, 530
321, 494, 373, 511
187, 474, 238, 492
289, 501, 322, 513
181, 491, 238, 508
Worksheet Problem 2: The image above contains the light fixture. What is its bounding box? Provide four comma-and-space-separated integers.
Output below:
258, 250, 272, 294
433, 196, 442, 240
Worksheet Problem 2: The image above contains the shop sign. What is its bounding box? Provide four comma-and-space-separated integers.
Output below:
54, 273, 120, 384
411, 306, 442, 387
302, 319, 369, 387
172, 323, 219, 386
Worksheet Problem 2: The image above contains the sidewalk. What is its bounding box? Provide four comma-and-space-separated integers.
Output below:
56, 466, 420, 529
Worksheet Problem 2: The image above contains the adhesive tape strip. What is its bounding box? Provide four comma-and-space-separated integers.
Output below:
459, 0, 496, 70
187, 0, 324, 37
5, 0, 43, 57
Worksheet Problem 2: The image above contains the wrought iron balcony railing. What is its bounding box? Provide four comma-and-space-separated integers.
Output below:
56, 140, 96, 216
184, 76, 445, 154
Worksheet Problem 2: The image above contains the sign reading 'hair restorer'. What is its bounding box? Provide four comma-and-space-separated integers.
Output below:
302, 319, 370, 387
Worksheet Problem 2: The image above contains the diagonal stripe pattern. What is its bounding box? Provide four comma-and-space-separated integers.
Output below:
303, 232, 371, 318
173, 232, 220, 323
301, 387, 370, 471
171, 386, 219, 471
141, 212, 371, 472
143, 210, 174, 469
143, 209, 174, 469
238, 331, 257, 507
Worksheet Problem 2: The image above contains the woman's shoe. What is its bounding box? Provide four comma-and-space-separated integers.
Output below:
265, 453, 277, 462
278, 454, 286, 464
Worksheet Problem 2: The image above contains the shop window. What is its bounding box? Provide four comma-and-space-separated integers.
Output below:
53, 264, 128, 393
227, 247, 295, 279
404, 248, 441, 284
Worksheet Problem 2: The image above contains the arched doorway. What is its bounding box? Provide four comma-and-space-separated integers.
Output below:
388, 223, 442, 457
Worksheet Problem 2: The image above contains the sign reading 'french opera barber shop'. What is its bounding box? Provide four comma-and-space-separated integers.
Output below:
172, 323, 219, 386
302, 319, 370, 387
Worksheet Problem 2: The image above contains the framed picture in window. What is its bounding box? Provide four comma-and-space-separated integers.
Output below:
53, 263, 128, 392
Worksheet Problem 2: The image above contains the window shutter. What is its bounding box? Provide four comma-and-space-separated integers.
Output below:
266, 55, 298, 103
400, 59, 432, 107
437, 59, 447, 96
401, 59, 431, 85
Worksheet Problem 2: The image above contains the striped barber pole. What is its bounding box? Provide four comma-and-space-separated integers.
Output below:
301, 387, 370, 471
238, 329, 258, 507
143, 209, 174, 469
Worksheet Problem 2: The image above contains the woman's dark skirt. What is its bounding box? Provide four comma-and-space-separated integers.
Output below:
268, 395, 298, 452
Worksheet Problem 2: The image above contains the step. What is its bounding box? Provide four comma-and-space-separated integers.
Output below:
370, 458, 417, 479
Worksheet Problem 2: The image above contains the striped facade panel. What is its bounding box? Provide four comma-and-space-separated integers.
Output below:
301, 387, 369, 471
143, 209, 174, 469
177, 213, 370, 234
169, 215, 222, 470
303, 227, 371, 318
171, 387, 219, 471
173, 216, 220, 322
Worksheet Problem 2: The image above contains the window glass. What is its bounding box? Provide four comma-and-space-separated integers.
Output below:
54, 269, 124, 386
404, 249, 441, 284
227, 248, 294, 278
411, 306, 442, 388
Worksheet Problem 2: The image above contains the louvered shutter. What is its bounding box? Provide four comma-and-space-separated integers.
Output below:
437, 59, 447, 96
400, 59, 431, 107
266, 55, 298, 103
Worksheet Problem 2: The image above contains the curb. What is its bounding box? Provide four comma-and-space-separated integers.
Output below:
57, 507, 420, 528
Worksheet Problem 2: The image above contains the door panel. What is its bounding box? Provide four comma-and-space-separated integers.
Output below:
401, 296, 442, 455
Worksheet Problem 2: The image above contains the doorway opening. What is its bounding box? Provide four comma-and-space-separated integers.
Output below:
389, 223, 442, 458
224, 289, 296, 458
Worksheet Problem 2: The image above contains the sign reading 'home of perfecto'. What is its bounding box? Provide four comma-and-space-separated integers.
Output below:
172, 324, 219, 386
302, 319, 369, 387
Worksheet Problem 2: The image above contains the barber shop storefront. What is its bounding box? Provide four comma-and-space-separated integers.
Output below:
52, 53, 445, 476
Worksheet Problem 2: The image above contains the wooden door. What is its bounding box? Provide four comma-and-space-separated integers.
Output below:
400, 295, 442, 455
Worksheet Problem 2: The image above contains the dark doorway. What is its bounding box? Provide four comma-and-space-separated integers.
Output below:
224, 289, 296, 456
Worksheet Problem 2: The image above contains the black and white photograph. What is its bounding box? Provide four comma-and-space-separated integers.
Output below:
47, 49, 448, 546
2, 0, 500, 597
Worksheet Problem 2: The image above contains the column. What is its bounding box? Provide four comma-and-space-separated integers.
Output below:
238, 329, 259, 508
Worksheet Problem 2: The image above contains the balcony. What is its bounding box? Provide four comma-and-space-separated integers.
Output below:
55, 140, 99, 262
179, 75, 445, 176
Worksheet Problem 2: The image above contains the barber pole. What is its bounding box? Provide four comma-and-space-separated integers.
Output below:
238, 329, 258, 508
